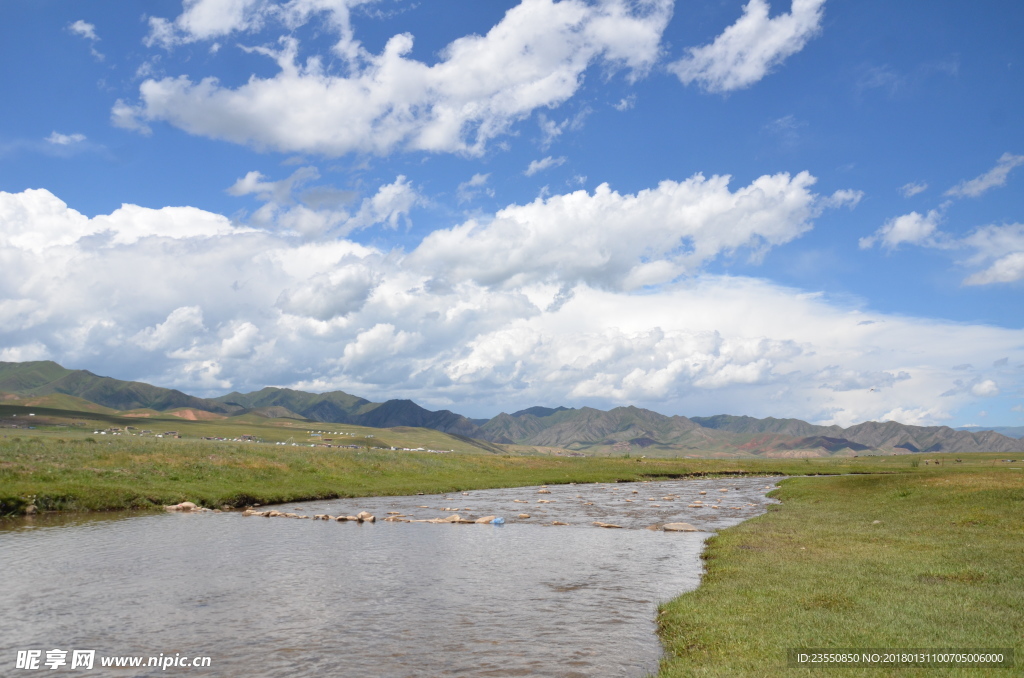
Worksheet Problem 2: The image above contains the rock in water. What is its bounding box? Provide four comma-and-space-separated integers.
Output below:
663, 522, 699, 532
475, 515, 497, 523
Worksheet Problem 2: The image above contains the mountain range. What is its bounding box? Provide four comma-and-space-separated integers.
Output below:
2, 360, 1023, 457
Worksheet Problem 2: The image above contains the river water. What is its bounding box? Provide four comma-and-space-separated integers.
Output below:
1, 476, 780, 677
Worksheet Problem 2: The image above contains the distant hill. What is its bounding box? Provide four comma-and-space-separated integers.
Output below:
487, 405, 1024, 455
212, 388, 487, 438
693, 414, 1024, 454
3, 359, 1023, 456
0, 361, 239, 414
958, 425, 1024, 439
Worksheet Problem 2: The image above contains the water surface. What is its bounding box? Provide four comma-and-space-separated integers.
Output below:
1, 476, 780, 677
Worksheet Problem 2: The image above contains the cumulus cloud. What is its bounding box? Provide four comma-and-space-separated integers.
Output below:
2, 182, 1021, 425
899, 181, 927, 197
410, 170, 856, 291
228, 167, 417, 237
524, 156, 566, 176
69, 19, 104, 59
945, 152, 1024, 198
670, 0, 826, 93
971, 379, 999, 397
69, 20, 99, 41
865, 154, 1024, 283
145, 0, 375, 59
0, 342, 50, 363
122, 0, 673, 156
859, 209, 943, 250
961, 223, 1024, 285
456, 173, 493, 203
45, 132, 87, 146
862, 212, 1024, 286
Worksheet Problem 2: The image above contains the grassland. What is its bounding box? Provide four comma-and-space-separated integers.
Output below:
0, 402, 509, 453
3, 419, 1021, 674
0, 430, 921, 515
657, 457, 1024, 677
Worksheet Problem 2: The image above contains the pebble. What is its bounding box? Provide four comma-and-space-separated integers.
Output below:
663, 523, 699, 532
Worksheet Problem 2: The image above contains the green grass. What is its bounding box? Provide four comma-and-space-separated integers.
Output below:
3, 428, 1021, 674
656, 465, 1024, 677
0, 431, 964, 515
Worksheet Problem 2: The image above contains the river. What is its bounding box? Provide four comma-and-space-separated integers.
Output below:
1, 476, 780, 677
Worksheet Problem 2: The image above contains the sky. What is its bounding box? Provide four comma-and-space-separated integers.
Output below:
0, 0, 1022, 427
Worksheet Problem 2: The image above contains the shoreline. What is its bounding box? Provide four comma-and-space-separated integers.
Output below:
655, 466, 1023, 676
0, 435, 916, 517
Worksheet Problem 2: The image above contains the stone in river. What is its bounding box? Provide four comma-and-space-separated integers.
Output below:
593, 522, 622, 529
663, 522, 699, 532
551, 521, 569, 526
475, 515, 497, 523
538, 489, 551, 494
518, 514, 531, 519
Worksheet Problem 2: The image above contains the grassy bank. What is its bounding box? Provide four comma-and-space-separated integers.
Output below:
0, 434, 966, 515
657, 465, 1024, 676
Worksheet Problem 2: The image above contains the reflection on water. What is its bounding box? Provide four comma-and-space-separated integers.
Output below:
0, 477, 780, 677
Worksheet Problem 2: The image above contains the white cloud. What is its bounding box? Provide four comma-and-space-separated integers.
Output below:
961, 223, 1024, 285
670, 0, 826, 93
971, 379, 999, 397
2, 183, 1022, 426
145, 0, 376, 59
68, 19, 104, 60
123, 0, 673, 156
69, 20, 99, 41
456, 173, 493, 203
0, 342, 50, 363
859, 209, 943, 250
411, 170, 855, 291
945, 152, 1024, 198
899, 181, 928, 197
866, 154, 1024, 283
132, 306, 206, 351
228, 167, 417, 237
45, 132, 87, 146
862, 213, 1024, 286
524, 156, 566, 176
613, 95, 636, 111
145, 0, 271, 47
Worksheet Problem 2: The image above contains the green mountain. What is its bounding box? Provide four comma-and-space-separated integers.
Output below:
695, 414, 1024, 454
4, 360, 1023, 455
212, 388, 486, 437
0, 361, 239, 414
485, 404, 1024, 454
958, 425, 1024, 439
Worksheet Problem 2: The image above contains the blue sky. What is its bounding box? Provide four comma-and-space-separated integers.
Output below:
0, 0, 1022, 426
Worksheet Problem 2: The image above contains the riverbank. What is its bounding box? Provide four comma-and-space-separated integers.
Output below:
656, 464, 1024, 676
0, 435, 946, 515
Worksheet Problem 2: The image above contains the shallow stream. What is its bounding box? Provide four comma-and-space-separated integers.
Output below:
1, 476, 780, 677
